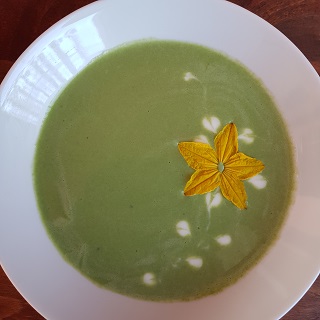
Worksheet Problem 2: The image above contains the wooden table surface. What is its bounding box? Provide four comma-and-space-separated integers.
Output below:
0, 0, 319, 319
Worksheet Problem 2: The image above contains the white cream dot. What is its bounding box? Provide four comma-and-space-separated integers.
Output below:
238, 128, 254, 144
186, 256, 203, 269
206, 192, 222, 210
194, 135, 210, 144
202, 117, 220, 133
215, 234, 232, 246
184, 72, 198, 81
248, 174, 267, 189
176, 221, 191, 237
143, 273, 156, 286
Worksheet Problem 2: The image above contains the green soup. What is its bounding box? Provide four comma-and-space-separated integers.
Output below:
34, 40, 295, 301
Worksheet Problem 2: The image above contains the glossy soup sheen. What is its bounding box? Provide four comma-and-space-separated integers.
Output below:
34, 40, 295, 301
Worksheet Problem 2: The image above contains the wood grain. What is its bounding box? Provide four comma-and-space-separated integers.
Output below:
0, 0, 319, 319
232, 0, 320, 74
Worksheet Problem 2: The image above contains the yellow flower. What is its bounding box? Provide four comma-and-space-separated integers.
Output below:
178, 123, 265, 209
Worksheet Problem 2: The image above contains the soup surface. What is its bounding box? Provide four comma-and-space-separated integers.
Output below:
34, 40, 295, 301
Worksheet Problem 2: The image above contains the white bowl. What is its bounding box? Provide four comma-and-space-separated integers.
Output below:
0, 0, 319, 319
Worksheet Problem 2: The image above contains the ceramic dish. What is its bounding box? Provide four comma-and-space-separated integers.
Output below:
0, 0, 320, 319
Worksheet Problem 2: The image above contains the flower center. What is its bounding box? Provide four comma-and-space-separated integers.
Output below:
218, 161, 224, 173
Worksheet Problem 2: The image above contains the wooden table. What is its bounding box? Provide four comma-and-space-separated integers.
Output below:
0, 0, 319, 319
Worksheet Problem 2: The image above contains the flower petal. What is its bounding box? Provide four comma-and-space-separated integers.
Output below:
184, 169, 220, 196
214, 123, 238, 163
225, 152, 265, 180
220, 171, 247, 209
178, 142, 218, 170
